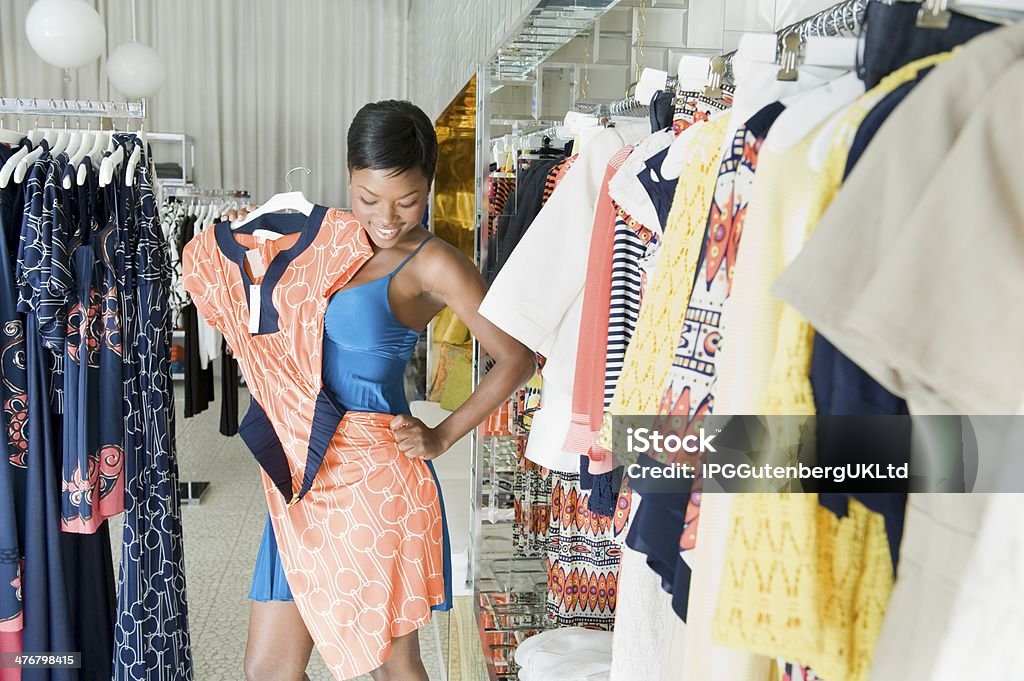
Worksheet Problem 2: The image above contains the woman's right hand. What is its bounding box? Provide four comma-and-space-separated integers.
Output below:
222, 203, 258, 223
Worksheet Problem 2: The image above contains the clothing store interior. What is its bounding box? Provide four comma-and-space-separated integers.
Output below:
2, 0, 1024, 680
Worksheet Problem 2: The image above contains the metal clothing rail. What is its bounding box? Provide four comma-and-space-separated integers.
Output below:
609, 77, 679, 117
0, 97, 146, 119
606, 0, 868, 117
162, 185, 250, 200
723, 0, 869, 78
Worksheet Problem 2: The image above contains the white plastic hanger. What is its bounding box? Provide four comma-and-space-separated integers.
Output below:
89, 131, 109, 165
0, 122, 22, 145
925, 0, 1024, 27
0, 131, 37, 188
233, 167, 314, 230
194, 201, 210, 230
99, 137, 125, 188
65, 127, 84, 160
635, 67, 669, 107
13, 131, 53, 185
661, 55, 717, 181
64, 130, 92, 189
677, 54, 712, 94
124, 131, 146, 187
764, 71, 864, 153
50, 128, 71, 157
78, 131, 108, 186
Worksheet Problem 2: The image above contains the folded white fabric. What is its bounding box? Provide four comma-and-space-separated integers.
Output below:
515, 627, 614, 681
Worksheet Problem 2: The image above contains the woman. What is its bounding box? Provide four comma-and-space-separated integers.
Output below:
204, 101, 535, 681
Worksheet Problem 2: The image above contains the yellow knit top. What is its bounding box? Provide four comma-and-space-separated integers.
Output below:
597, 115, 732, 452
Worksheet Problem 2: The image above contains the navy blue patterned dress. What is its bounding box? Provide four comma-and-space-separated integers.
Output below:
0, 143, 27, 637
113, 136, 193, 681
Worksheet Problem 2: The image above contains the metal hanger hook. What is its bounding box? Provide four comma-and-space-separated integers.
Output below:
285, 166, 311, 192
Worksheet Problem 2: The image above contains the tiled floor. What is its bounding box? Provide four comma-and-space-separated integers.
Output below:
109, 386, 456, 680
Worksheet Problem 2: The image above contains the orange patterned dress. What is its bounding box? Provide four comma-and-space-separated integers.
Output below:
182, 206, 445, 679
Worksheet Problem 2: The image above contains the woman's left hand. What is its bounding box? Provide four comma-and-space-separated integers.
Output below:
391, 414, 448, 460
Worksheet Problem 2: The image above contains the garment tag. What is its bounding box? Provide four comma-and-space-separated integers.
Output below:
245, 249, 267, 279
252, 228, 285, 241
248, 285, 262, 334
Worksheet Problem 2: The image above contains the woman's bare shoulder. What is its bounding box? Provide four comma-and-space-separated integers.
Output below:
414, 235, 481, 294
420, 235, 474, 269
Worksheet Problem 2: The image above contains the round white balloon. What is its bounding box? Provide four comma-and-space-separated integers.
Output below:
25, 0, 106, 69
107, 42, 167, 98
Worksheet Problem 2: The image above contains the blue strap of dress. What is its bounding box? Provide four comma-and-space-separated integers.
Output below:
391, 234, 434, 275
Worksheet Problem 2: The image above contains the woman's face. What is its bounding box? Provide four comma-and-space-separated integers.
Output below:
349, 167, 430, 249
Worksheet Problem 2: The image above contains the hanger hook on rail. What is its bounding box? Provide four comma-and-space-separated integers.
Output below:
285, 166, 311, 192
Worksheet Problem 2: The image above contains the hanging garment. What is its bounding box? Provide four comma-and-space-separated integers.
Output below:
480, 124, 648, 473
673, 91, 732, 134
0, 144, 26, 654
514, 627, 614, 681
808, 77, 928, 567
773, 20, 1024, 415
486, 159, 559, 285
709, 53, 953, 681
599, 115, 731, 443
61, 168, 126, 534
674, 492, 769, 681
562, 150, 632, 474
482, 175, 515, 284
179, 215, 214, 419
864, 494, 986, 681
22, 308, 76, 681
544, 470, 619, 629
183, 208, 446, 680
17, 148, 119, 681
858, 0, 998, 89
511, 436, 551, 559
3, 135, 190, 679
607, 492, 671, 681
631, 103, 785, 621
163, 203, 188, 328
219, 339, 240, 437
114, 138, 192, 681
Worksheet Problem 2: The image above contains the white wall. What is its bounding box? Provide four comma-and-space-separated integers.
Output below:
408, 0, 539, 121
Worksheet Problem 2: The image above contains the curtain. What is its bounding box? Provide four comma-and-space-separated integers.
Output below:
0, 0, 410, 207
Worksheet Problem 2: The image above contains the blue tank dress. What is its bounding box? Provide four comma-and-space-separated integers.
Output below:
249, 234, 453, 611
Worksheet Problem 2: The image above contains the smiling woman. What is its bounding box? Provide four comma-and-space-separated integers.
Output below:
186, 99, 536, 681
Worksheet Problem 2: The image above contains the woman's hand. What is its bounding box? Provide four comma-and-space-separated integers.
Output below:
390, 414, 449, 460
222, 203, 258, 223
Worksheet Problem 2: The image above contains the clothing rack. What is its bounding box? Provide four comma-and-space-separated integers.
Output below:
162, 185, 251, 201
609, 78, 679, 117
0, 97, 146, 120
723, 0, 869, 80
605, 0, 868, 117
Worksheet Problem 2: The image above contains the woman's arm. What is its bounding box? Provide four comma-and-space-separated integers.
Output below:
391, 241, 537, 460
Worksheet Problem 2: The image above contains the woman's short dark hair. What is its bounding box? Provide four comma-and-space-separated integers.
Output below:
347, 100, 437, 183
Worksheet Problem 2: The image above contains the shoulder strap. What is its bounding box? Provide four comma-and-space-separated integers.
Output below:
390, 234, 435, 276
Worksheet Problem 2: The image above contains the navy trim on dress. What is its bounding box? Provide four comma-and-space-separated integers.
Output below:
238, 389, 348, 506
238, 398, 294, 503
214, 204, 327, 334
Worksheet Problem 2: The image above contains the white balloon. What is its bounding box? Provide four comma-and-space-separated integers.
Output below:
106, 42, 167, 98
25, 0, 106, 69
